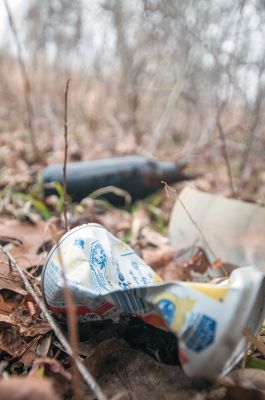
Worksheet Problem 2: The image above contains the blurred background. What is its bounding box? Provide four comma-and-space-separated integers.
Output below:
1, 0, 265, 201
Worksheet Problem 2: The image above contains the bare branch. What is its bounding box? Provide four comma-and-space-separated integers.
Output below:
149, 58, 192, 153
213, 0, 246, 198
3, 0, 38, 158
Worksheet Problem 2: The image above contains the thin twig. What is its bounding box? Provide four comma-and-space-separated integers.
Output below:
0, 245, 107, 400
216, 112, 237, 198
89, 185, 132, 209
214, 0, 246, 199
243, 328, 265, 356
62, 79, 82, 399
57, 244, 82, 400
149, 55, 193, 153
161, 181, 228, 276
63, 78, 71, 232
238, 59, 265, 181
3, 0, 38, 158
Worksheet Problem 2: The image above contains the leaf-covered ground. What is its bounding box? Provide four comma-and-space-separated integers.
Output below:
1, 126, 265, 400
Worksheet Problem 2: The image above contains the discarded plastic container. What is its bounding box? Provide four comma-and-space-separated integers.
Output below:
169, 186, 265, 272
43, 156, 192, 205
42, 224, 265, 378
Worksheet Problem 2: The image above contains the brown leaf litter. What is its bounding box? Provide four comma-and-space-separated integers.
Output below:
0, 376, 60, 400
0, 206, 264, 400
0, 219, 53, 269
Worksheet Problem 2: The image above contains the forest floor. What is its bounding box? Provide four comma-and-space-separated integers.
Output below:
1, 120, 265, 400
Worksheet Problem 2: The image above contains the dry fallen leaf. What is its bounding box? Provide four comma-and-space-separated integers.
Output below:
142, 246, 176, 270
0, 299, 51, 358
0, 272, 26, 295
97, 209, 131, 235
185, 247, 211, 274
131, 205, 150, 246
19, 322, 51, 337
84, 338, 212, 400
0, 321, 46, 358
0, 294, 13, 314
142, 246, 211, 282
0, 219, 53, 269
30, 356, 72, 381
0, 376, 61, 400
20, 340, 40, 367
220, 368, 265, 393
141, 226, 169, 247
224, 385, 265, 400
158, 261, 191, 281
29, 357, 72, 398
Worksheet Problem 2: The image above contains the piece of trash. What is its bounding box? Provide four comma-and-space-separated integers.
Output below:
169, 186, 265, 272
42, 224, 265, 378
42, 156, 192, 205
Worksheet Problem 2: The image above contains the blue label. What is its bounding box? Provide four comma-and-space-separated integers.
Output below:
90, 241, 107, 271
89, 241, 108, 290
73, 238, 85, 250
157, 299, 175, 325
186, 315, 216, 352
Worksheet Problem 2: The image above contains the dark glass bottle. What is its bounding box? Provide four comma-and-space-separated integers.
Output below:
43, 155, 191, 205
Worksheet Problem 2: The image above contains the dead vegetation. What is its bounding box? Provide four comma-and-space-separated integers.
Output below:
1, 1, 265, 399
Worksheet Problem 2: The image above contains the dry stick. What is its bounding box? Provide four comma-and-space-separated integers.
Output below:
0, 245, 107, 400
149, 57, 193, 153
62, 79, 83, 400
89, 185, 132, 209
216, 111, 237, 199
56, 246, 82, 400
243, 328, 265, 356
214, 1, 246, 199
238, 61, 265, 181
63, 78, 71, 233
3, 0, 38, 158
161, 181, 228, 276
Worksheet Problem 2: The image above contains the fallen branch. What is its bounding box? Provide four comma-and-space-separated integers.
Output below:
0, 245, 107, 400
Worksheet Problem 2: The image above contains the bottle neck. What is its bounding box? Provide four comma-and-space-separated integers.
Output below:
156, 161, 182, 183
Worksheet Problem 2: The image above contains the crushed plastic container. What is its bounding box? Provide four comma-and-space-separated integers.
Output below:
42, 224, 265, 378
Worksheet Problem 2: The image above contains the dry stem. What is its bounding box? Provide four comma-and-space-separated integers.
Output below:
243, 328, 265, 356
213, 0, 246, 199
63, 78, 71, 232
161, 181, 228, 276
62, 78, 82, 399
56, 244, 82, 400
216, 111, 237, 198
